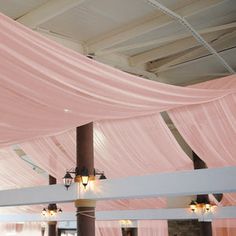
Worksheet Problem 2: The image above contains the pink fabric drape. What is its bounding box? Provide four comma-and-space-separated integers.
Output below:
138, 220, 168, 236
0, 222, 42, 236
213, 219, 236, 236
97, 198, 166, 211
0, 12, 236, 225
169, 76, 236, 206
0, 147, 47, 190
0, 13, 235, 147
169, 76, 236, 168
20, 114, 192, 180
96, 221, 122, 236
20, 113, 191, 211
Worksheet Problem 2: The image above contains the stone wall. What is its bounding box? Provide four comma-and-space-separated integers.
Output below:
168, 220, 201, 236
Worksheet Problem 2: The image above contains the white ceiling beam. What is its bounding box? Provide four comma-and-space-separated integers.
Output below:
81, 167, 236, 200
0, 167, 235, 207
1, 206, 236, 222
98, 22, 236, 55
30, 29, 158, 81
17, 0, 86, 29
129, 32, 219, 66
148, 0, 235, 74
0, 184, 78, 207
97, 206, 236, 221
86, 0, 224, 53
35, 28, 84, 53
94, 53, 159, 81
149, 30, 236, 73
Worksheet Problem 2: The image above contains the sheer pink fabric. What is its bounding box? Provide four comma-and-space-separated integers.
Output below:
20, 113, 190, 211
169, 76, 236, 206
96, 221, 122, 236
138, 220, 168, 236
0, 12, 235, 228
0, 223, 42, 236
169, 75, 236, 169
0, 13, 235, 147
19, 114, 192, 180
0, 147, 47, 190
213, 219, 236, 236
97, 198, 166, 211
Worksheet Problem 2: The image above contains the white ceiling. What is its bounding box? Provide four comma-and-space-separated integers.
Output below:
0, 0, 48, 19
0, 0, 235, 86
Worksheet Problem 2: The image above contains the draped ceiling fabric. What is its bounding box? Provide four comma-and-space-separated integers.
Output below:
169, 76, 236, 169
0, 222, 43, 236
168, 75, 236, 206
0, 13, 235, 147
138, 220, 168, 236
0, 221, 121, 236
213, 220, 236, 236
95, 221, 122, 236
0, 147, 47, 190
0, 12, 236, 234
19, 114, 192, 180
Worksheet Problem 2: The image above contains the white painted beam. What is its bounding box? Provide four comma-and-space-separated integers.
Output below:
93, 53, 159, 81
129, 32, 218, 66
35, 28, 84, 53
81, 167, 236, 200
0, 184, 78, 207
149, 30, 236, 73
1, 206, 236, 222
97, 206, 236, 221
0, 167, 235, 207
17, 0, 86, 29
34, 29, 158, 81
86, 0, 224, 53
98, 22, 236, 55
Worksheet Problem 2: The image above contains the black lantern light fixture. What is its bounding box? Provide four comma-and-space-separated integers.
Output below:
189, 199, 215, 214
63, 167, 106, 190
189, 200, 197, 212
41, 204, 62, 217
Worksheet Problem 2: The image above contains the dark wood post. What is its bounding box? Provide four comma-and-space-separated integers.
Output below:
48, 175, 57, 236
193, 152, 212, 236
75, 123, 95, 236
122, 228, 138, 236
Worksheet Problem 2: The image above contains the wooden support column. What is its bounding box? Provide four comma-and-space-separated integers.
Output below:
48, 221, 57, 236
122, 228, 137, 236
48, 175, 57, 236
193, 152, 212, 236
76, 123, 95, 236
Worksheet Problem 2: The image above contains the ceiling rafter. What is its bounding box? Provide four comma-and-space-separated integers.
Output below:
129, 29, 231, 66
96, 22, 236, 56
86, 0, 224, 53
149, 30, 236, 73
17, 0, 87, 29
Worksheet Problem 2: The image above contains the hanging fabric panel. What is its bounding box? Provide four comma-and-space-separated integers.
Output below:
169, 76, 236, 169
96, 221, 122, 236
213, 219, 236, 236
19, 114, 192, 181
0, 13, 235, 147
138, 220, 168, 236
